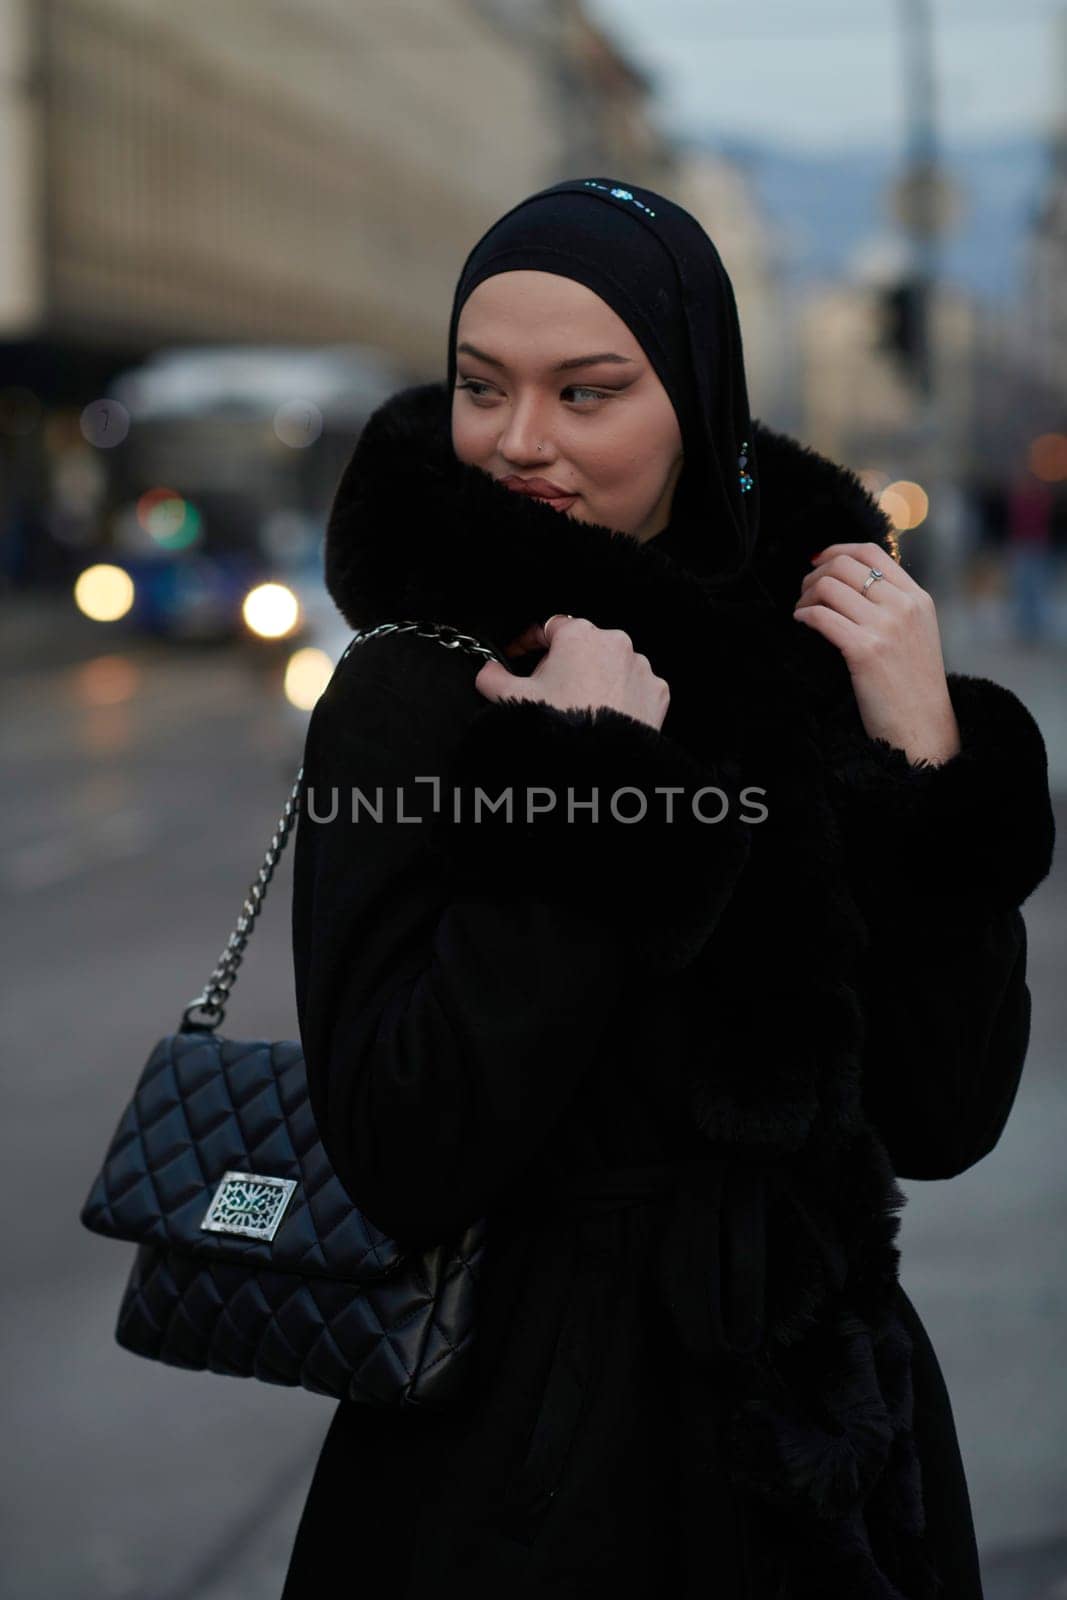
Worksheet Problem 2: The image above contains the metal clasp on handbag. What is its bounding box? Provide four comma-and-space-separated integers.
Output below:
200, 1171, 298, 1241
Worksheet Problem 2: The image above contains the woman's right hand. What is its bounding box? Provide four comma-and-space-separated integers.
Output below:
474, 614, 670, 733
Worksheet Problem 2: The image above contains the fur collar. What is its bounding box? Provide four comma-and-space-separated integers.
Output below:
323, 380, 896, 729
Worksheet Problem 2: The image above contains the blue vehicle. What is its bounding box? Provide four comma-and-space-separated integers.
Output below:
92, 343, 406, 642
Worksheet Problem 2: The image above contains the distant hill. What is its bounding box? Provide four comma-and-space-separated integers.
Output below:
685, 132, 1052, 305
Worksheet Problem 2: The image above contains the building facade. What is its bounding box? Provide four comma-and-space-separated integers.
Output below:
0, 0, 671, 385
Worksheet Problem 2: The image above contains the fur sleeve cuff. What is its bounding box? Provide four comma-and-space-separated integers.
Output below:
428, 698, 754, 975
825, 672, 1055, 911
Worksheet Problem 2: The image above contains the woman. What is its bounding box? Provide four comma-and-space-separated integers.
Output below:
283, 178, 1055, 1598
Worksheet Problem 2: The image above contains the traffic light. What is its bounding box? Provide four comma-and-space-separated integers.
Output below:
877, 277, 926, 386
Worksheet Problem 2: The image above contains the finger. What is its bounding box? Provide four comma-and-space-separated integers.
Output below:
797, 572, 885, 627
811, 539, 908, 578
543, 613, 574, 643
811, 541, 894, 564
474, 659, 524, 701
800, 551, 908, 603
802, 565, 905, 622
791, 602, 866, 653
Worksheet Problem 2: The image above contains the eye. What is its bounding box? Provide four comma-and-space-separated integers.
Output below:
456, 379, 496, 403
563, 386, 611, 405
456, 379, 612, 407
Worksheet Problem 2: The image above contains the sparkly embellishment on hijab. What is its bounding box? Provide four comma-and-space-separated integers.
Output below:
582, 179, 657, 218
738, 441, 754, 493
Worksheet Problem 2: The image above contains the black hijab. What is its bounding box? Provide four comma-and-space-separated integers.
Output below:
445, 176, 761, 586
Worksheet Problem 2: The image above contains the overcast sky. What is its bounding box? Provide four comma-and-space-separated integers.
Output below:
585, 0, 1067, 153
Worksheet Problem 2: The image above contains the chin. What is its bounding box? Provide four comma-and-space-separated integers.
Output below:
568, 502, 631, 536
560, 500, 596, 524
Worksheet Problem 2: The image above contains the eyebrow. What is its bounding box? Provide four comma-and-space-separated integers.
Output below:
457, 341, 637, 373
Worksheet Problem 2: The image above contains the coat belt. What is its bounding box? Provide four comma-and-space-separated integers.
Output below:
493, 1155, 850, 1364
493, 1156, 851, 1528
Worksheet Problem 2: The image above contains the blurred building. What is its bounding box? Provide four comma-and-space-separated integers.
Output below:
965, 7, 1067, 516
1016, 9, 1067, 413
0, 0, 671, 397
798, 273, 979, 478
503, 0, 675, 189
971, 300, 1063, 484
1022, 152, 1067, 410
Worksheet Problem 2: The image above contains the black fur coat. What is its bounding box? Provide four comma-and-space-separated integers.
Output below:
283, 381, 1055, 1599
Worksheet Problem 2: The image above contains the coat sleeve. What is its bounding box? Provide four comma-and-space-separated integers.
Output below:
825, 672, 1056, 1181
292, 634, 753, 1247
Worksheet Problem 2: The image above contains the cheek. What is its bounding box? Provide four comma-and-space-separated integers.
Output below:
583, 422, 672, 495
575, 417, 678, 529
451, 403, 492, 466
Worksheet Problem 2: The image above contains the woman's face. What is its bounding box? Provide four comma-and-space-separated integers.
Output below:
452, 270, 684, 543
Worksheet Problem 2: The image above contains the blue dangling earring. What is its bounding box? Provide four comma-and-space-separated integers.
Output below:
738, 441, 753, 494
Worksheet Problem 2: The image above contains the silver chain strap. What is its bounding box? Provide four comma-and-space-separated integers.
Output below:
180, 620, 507, 1032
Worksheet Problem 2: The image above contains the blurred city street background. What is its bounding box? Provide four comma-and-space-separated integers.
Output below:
1, 1, 1065, 1596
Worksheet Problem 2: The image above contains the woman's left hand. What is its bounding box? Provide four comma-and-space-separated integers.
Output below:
792, 541, 961, 766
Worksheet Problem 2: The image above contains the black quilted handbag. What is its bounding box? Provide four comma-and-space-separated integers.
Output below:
80, 621, 506, 1410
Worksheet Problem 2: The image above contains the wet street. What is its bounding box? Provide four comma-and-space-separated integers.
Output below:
2, 603, 1064, 1598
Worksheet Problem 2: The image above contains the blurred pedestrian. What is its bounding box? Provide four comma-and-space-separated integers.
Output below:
283, 178, 1055, 1598
1006, 468, 1056, 644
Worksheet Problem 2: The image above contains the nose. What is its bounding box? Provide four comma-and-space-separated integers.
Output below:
497, 394, 556, 467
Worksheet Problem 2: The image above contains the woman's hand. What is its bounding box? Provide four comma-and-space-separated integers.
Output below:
792, 540, 961, 766
475, 614, 671, 733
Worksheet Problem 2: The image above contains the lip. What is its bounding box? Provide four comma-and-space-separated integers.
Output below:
499, 475, 578, 502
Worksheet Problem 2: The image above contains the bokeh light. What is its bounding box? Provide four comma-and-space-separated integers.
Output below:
274, 400, 324, 448
135, 487, 203, 550
857, 468, 892, 498
242, 582, 300, 638
284, 647, 334, 710
80, 399, 131, 448
879, 479, 928, 530
1028, 433, 1067, 483
73, 564, 135, 621
72, 656, 141, 706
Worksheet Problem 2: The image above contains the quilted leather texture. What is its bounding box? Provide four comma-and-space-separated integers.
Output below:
81, 1031, 485, 1407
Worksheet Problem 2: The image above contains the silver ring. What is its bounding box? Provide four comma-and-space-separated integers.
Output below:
861, 567, 886, 597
